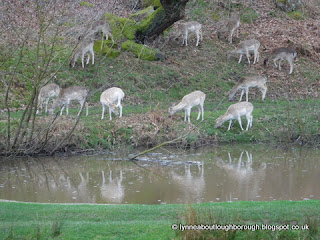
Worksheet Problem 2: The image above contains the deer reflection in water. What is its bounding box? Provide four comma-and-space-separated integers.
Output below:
100, 170, 124, 203
216, 151, 266, 201
171, 162, 205, 203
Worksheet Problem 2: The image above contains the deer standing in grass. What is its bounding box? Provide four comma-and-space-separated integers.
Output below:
227, 39, 260, 64
100, 87, 125, 120
214, 102, 254, 131
174, 21, 203, 46
88, 20, 114, 42
36, 83, 60, 114
69, 40, 94, 68
264, 47, 297, 74
169, 90, 206, 123
217, 13, 240, 43
49, 86, 89, 116
229, 75, 267, 102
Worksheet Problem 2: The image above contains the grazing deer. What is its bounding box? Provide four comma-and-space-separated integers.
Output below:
214, 102, 254, 131
264, 47, 297, 74
69, 40, 94, 68
89, 20, 114, 42
229, 75, 267, 102
49, 86, 89, 116
227, 39, 260, 64
217, 13, 240, 43
173, 21, 203, 46
169, 90, 206, 123
100, 87, 125, 120
36, 83, 60, 114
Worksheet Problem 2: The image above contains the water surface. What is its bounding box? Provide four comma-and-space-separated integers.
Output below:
0, 144, 319, 204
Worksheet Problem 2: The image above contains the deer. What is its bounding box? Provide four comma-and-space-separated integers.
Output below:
217, 13, 240, 43
229, 75, 268, 102
168, 90, 206, 123
88, 20, 114, 42
227, 39, 260, 64
173, 21, 203, 46
100, 87, 125, 120
69, 39, 94, 68
49, 86, 89, 116
264, 47, 297, 74
214, 102, 254, 131
36, 83, 60, 114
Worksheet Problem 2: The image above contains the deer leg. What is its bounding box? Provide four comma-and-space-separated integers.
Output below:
238, 54, 243, 63
229, 29, 234, 43
289, 59, 293, 74
45, 98, 50, 113
109, 106, 113, 121
86, 102, 88, 116
246, 49, 250, 64
86, 53, 90, 65
238, 116, 244, 130
91, 50, 94, 65
119, 104, 123, 118
201, 103, 204, 121
239, 89, 244, 101
278, 59, 282, 70
196, 105, 201, 120
187, 107, 191, 123
228, 119, 232, 131
60, 104, 65, 116
184, 109, 187, 122
81, 53, 85, 68
101, 103, 105, 120
185, 31, 188, 46
196, 30, 200, 46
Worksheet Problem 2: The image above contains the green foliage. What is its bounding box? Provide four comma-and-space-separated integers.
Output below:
287, 11, 304, 20
122, 40, 158, 61
79, 1, 95, 7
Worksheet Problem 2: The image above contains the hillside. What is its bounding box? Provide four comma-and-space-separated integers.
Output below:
1, 0, 320, 154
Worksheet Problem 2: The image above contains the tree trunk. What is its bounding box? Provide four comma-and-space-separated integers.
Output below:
135, 0, 190, 43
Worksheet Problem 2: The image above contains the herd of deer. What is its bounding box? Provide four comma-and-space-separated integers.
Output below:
37, 12, 298, 131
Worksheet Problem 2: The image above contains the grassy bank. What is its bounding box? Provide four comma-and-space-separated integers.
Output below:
1, 98, 320, 154
0, 200, 319, 239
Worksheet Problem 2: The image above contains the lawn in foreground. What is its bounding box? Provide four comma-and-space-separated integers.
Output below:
0, 200, 319, 239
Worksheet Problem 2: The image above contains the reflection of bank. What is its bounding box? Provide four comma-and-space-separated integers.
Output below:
216, 151, 266, 201
100, 170, 124, 204
170, 162, 205, 203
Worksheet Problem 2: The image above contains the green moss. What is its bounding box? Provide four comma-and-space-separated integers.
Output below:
287, 11, 304, 20
121, 40, 157, 61
137, 6, 164, 33
93, 41, 120, 58
104, 13, 138, 40
79, 1, 94, 7
142, 0, 161, 8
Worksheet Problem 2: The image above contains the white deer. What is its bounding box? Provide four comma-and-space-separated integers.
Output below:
100, 87, 125, 120
217, 13, 240, 43
36, 83, 60, 114
264, 47, 297, 74
168, 90, 206, 123
174, 21, 203, 46
70, 40, 94, 68
229, 75, 267, 102
49, 86, 89, 116
227, 39, 260, 64
214, 102, 254, 131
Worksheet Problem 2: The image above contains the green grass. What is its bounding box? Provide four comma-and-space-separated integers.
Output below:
0, 200, 319, 239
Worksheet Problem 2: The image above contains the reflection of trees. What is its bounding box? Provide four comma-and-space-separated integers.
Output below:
170, 162, 205, 203
216, 151, 266, 201
100, 170, 124, 204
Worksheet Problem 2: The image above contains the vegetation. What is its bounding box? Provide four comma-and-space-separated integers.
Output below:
1, 200, 319, 239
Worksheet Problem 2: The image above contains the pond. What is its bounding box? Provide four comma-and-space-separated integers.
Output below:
0, 144, 319, 204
